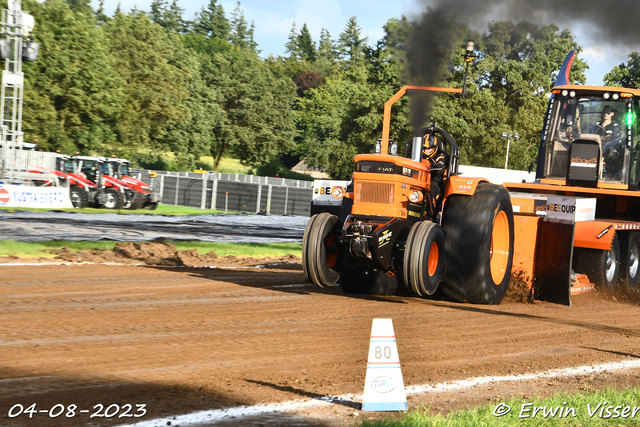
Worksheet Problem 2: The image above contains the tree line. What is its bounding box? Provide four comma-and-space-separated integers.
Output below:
15, 0, 640, 178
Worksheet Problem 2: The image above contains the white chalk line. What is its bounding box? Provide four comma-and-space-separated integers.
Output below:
116, 358, 640, 427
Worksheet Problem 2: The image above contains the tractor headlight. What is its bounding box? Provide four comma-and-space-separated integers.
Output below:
331, 186, 346, 199
409, 190, 423, 203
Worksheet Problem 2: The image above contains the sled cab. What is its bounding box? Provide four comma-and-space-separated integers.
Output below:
541, 86, 640, 189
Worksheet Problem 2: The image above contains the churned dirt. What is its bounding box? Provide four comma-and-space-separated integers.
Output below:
1, 259, 640, 427
0, 242, 302, 269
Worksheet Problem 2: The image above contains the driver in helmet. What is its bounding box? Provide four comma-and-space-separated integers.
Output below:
423, 131, 447, 219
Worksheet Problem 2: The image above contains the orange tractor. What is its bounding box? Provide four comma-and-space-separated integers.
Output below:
302, 86, 515, 304
304, 52, 640, 305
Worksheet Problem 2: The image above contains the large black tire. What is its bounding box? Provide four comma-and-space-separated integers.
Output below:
302, 213, 341, 287
573, 233, 620, 291
127, 192, 144, 210
69, 187, 88, 209
100, 188, 125, 210
441, 183, 514, 304
619, 232, 640, 291
403, 221, 445, 296
338, 252, 399, 295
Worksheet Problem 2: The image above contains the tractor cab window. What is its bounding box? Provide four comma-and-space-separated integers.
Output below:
544, 94, 631, 184
63, 159, 75, 174
82, 160, 98, 182
121, 163, 129, 177
101, 162, 113, 177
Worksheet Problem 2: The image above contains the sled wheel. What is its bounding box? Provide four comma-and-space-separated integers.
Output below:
620, 232, 640, 291
441, 183, 514, 304
403, 221, 445, 296
69, 187, 88, 209
101, 188, 124, 210
574, 233, 620, 291
302, 213, 341, 287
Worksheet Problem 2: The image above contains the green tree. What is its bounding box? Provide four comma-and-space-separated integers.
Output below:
297, 23, 316, 62
150, 0, 189, 34
337, 16, 367, 68
299, 19, 409, 179
433, 21, 587, 170
104, 10, 192, 158
604, 52, 640, 88
205, 47, 296, 170
284, 22, 300, 60
22, 0, 123, 154
193, 0, 229, 40
229, 1, 257, 51
156, 46, 223, 169
314, 28, 336, 76
95, 0, 108, 23
64, 0, 92, 15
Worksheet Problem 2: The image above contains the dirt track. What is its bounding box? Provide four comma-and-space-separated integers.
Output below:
2, 260, 640, 427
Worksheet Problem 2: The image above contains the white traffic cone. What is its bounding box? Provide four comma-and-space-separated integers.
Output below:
362, 318, 407, 411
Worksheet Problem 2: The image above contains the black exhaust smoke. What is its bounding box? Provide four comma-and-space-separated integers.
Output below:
406, 0, 640, 132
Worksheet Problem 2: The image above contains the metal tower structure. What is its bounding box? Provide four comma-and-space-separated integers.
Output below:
0, 0, 37, 182
1, 0, 35, 146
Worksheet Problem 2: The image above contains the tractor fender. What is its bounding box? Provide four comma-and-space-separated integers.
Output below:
443, 176, 489, 198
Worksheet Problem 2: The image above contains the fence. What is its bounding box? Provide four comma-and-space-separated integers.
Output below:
132, 169, 314, 216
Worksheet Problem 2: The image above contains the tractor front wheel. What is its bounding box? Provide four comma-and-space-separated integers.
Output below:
403, 221, 445, 296
69, 187, 88, 209
101, 188, 125, 210
441, 183, 514, 304
302, 213, 341, 287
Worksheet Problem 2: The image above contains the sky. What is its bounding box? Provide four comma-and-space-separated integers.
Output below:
93, 0, 631, 86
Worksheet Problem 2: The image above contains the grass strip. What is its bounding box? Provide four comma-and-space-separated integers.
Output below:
0, 240, 302, 259
357, 386, 640, 426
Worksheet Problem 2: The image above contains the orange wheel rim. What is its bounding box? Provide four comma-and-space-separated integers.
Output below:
428, 241, 439, 276
490, 210, 510, 284
327, 252, 337, 267
326, 233, 337, 267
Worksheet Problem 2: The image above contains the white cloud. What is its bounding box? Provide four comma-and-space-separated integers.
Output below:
582, 45, 607, 61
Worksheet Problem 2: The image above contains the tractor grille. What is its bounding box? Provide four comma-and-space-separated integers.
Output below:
355, 182, 394, 204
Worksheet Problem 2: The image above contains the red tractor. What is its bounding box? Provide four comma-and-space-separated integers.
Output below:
106, 157, 159, 210
61, 155, 134, 209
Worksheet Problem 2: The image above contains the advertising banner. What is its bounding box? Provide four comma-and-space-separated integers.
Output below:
0, 184, 73, 208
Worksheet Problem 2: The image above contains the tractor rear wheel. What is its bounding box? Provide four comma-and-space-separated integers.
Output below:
441, 183, 514, 304
69, 187, 88, 209
302, 213, 341, 287
403, 221, 445, 296
573, 234, 620, 291
620, 232, 640, 291
101, 188, 125, 210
